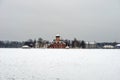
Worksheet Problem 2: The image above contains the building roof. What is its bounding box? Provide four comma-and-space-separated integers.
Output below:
116, 44, 120, 47
85, 41, 96, 44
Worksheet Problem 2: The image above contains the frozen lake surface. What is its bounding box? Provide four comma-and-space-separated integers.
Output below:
0, 49, 120, 80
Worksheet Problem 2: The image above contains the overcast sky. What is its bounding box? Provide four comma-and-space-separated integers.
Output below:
0, 0, 120, 42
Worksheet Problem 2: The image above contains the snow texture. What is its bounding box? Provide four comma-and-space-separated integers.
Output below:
0, 49, 120, 80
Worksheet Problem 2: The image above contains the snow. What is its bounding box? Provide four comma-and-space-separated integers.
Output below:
85, 41, 96, 44
103, 45, 114, 49
0, 49, 120, 80
116, 44, 120, 46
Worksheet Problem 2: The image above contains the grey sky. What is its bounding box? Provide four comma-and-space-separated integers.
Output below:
0, 0, 120, 42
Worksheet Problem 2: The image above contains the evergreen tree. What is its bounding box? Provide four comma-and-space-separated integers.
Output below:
81, 40, 86, 48
38, 38, 43, 48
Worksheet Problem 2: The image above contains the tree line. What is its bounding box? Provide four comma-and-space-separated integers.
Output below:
0, 41, 23, 48
0, 38, 86, 48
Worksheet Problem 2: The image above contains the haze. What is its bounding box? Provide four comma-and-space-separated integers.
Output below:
0, 0, 120, 42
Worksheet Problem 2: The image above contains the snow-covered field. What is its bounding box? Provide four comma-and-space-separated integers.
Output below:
0, 49, 120, 80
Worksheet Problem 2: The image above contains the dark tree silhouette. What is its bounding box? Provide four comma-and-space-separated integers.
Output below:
72, 38, 80, 48
81, 40, 86, 48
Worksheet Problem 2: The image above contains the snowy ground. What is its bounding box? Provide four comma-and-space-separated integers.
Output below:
0, 49, 120, 80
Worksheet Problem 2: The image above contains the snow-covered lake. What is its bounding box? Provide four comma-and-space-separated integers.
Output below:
0, 49, 120, 80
